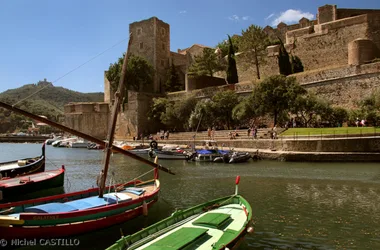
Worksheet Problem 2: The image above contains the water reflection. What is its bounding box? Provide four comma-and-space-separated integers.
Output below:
286, 183, 380, 212
2, 144, 380, 249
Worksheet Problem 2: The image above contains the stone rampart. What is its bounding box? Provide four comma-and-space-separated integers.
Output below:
186, 75, 226, 91
114, 91, 164, 139
170, 61, 380, 109
64, 102, 110, 139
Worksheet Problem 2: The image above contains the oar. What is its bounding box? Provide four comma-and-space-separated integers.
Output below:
0, 101, 175, 175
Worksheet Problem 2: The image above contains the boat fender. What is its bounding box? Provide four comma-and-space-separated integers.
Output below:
150, 140, 158, 149
148, 150, 155, 158
247, 226, 254, 234
142, 201, 148, 216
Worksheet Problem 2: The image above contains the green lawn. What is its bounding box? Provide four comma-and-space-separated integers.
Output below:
280, 127, 380, 136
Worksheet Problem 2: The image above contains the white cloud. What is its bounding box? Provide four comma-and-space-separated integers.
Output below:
179, 10, 187, 14
271, 9, 314, 26
228, 15, 240, 21
265, 13, 274, 20
228, 15, 250, 22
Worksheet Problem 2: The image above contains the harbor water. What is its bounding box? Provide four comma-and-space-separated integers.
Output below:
1, 143, 380, 250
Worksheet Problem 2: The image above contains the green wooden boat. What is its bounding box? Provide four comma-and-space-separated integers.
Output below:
107, 176, 253, 250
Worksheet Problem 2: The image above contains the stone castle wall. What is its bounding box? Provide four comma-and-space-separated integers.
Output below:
129, 17, 170, 93
114, 91, 164, 139
64, 103, 110, 139
233, 13, 379, 82
170, 62, 380, 110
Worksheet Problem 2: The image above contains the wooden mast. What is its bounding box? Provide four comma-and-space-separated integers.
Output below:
98, 34, 132, 198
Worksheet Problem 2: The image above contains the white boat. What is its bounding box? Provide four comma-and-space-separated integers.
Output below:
68, 139, 91, 148
148, 149, 189, 160
45, 136, 63, 145
129, 148, 150, 156
188, 149, 231, 162
52, 137, 77, 147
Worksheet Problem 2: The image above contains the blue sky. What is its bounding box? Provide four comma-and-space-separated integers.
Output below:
0, 0, 379, 94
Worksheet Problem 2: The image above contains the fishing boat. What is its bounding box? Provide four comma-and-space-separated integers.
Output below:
148, 149, 189, 160
129, 148, 150, 156
187, 149, 231, 162
0, 143, 45, 178
107, 176, 253, 250
44, 135, 63, 145
0, 34, 174, 240
0, 166, 65, 201
228, 152, 251, 163
214, 152, 251, 164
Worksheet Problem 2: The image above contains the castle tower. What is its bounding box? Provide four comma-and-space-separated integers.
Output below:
129, 17, 170, 93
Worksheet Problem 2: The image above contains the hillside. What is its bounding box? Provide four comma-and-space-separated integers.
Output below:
0, 79, 104, 133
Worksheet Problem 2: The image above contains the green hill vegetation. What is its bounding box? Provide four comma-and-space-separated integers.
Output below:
0, 79, 104, 133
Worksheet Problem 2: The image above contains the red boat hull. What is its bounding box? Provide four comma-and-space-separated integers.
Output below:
0, 195, 158, 240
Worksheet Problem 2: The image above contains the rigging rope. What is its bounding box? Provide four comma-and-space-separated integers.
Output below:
12, 36, 130, 107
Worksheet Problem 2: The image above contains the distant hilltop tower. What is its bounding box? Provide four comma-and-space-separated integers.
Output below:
129, 17, 170, 93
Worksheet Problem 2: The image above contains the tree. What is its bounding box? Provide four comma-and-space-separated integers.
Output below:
216, 35, 240, 58
211, 90, 239, 129
360, 90, 380, 126
188, 48, 224, 77
226, 35, 239, 84
277, 38, 292, 76
291, 55, 304, 74
106, 53, 154, 102
252, 75, 307, 126
238, 25, 270, 80
188, 99, 215, 130
165, 63, 182, 92
147, 97, 169, 129
330, 107, 348, 127
232, 95, 256, 125
290, 93, 331, 127
157, 95, 198, 131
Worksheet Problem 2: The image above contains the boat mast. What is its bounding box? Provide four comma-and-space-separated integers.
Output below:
99, 33, 132, 198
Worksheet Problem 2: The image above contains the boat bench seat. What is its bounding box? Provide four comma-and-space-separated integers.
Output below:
23, 193, 134, 213
192, 212, 231, 229
65, 196, 110, 210
124, 187, 145, 196
212, 229, 239, 249
145, 227, 209, 250
24, 203, 78, 213
104, 192, 132, 203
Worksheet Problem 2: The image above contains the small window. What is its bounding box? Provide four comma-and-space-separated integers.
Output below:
160, 60, 165, 67
139, 42, 144, 49
161, 27, 165, 36
162, 42, 166, 51
137, 28, 142, 35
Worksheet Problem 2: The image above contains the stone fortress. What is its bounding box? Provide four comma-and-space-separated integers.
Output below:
65, 4, 380, 140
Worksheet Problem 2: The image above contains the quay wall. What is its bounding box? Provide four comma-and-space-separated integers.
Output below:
151, 137, 380, 153
0, 136, 49, 143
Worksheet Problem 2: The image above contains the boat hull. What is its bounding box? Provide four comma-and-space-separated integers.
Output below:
0, 179, 160, 239
0, 144, 45, 178
107, 195, 253, 250
0, 167, 65, 201
149, 150, 188, 160
0, 195, 158, 240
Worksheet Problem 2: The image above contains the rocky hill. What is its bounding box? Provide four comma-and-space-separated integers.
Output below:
0, 79, 104, 133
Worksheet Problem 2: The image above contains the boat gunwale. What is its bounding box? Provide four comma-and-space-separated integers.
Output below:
108, 194, 252, 250
2, 180, 160, 221
0, 167, 64, 188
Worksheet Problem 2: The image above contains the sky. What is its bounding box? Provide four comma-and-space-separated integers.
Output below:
0, 0, 379, 94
